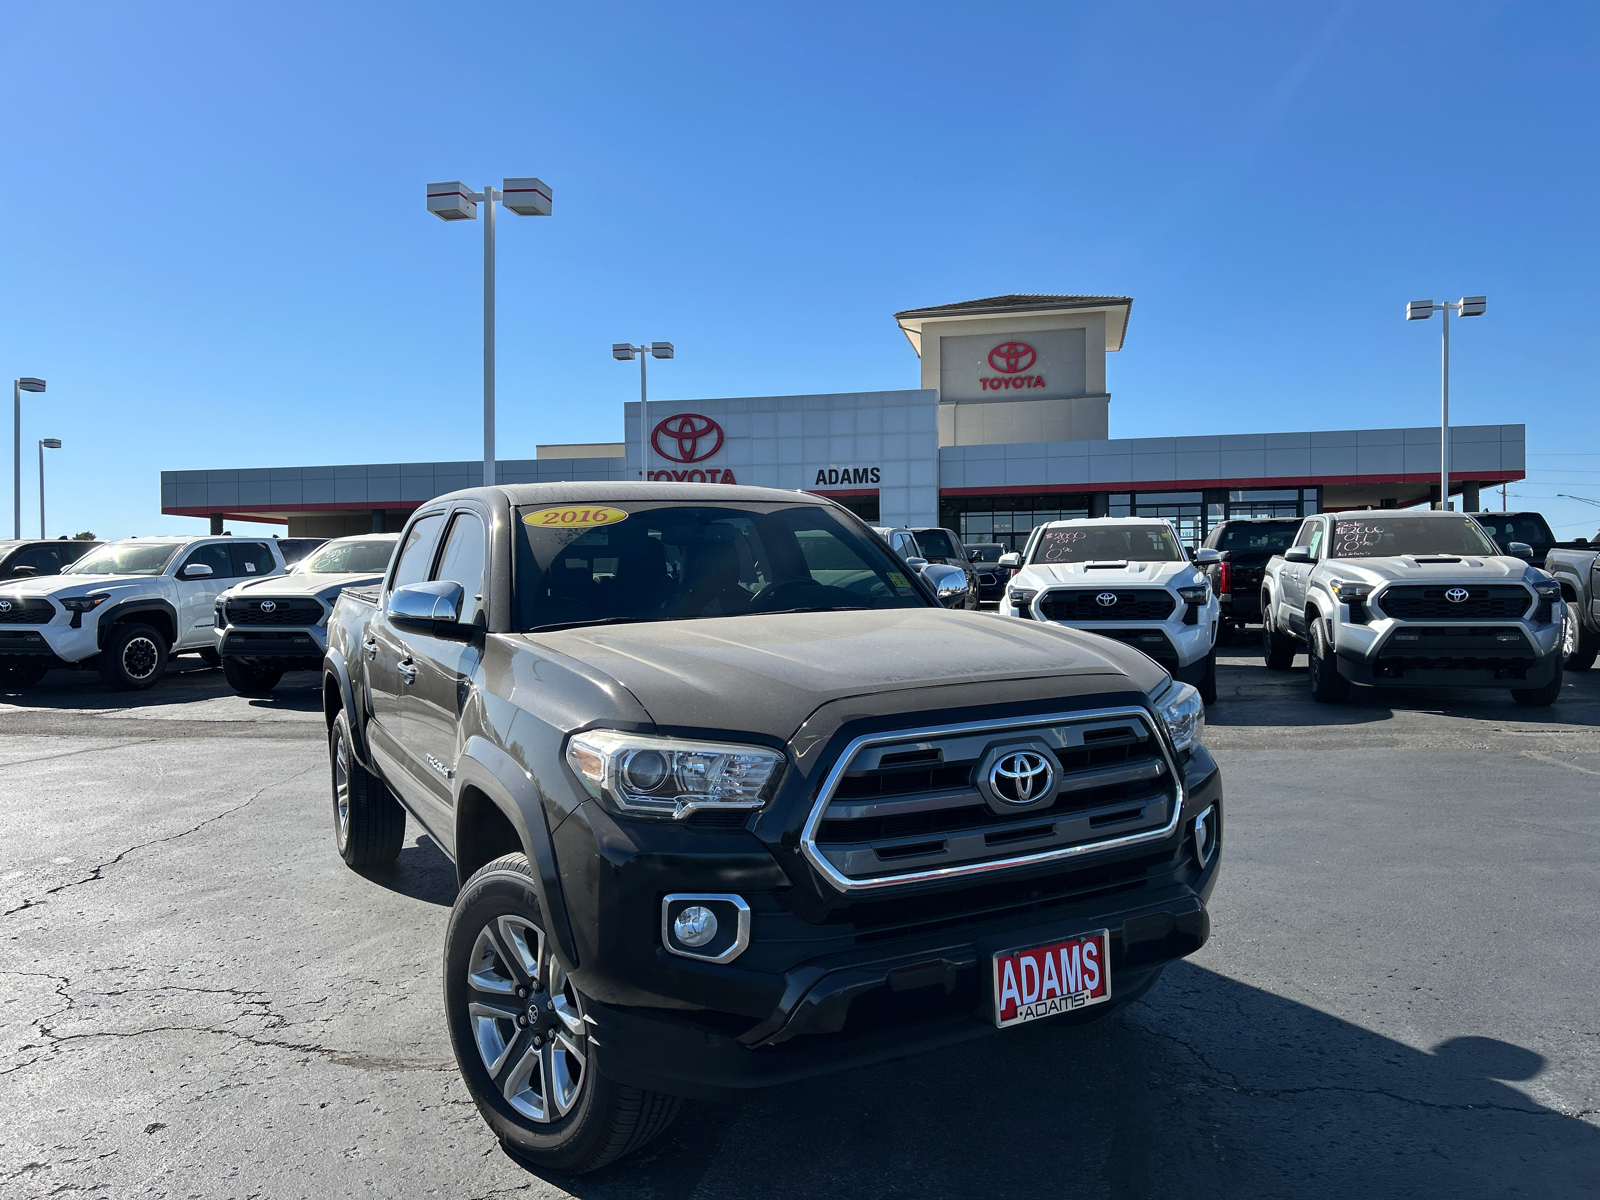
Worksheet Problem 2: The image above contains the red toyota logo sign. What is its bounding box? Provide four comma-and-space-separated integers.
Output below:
987, 341, 1036, 374
651, 413, 724, 463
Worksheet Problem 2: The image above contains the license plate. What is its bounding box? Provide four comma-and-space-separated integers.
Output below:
992, 930, 1111, 1028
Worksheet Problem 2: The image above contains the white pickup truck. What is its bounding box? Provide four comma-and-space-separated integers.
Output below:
0, 535, 285, 690
1259, 510, 1566, 705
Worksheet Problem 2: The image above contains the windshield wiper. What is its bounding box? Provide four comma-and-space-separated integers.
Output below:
525, 616, 657, 633
745, 606, 871, 616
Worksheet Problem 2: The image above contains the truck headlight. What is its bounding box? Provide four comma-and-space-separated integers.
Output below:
1151, 679, 1205, 753
60, 593, 110, 613
566, 730, 785, 820
1327, 580, 1371, 601
1531, 580, 1561, 599
1177, 583, 1210, 605
1008, 588, 1038, 618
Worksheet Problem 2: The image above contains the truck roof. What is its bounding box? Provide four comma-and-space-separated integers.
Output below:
445, 481, 849, 508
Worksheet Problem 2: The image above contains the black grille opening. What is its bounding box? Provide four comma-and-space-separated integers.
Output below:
836, 761, 974, 799
0, 599, 55, 625
1038, 589, 1176, 622
984, 823, 1055, 847
876, 840, 946, 861
1375, 585, 1530, 620
226, 598, 324, 627
879, 748, 942, 767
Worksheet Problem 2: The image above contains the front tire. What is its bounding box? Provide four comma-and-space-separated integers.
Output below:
1197, 650, 1218, 705
97, 623, 169, 691
329, 708, 405, 867
223, 658, 284, 694
1307, 617, 1350, 702
1565, 600, 1597, 671
445, 854, 681, 1174
1511, 662, 1563, 707
1261, 603, 1297, 671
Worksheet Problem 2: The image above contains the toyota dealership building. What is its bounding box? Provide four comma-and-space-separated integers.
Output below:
160, 294, 1525, 550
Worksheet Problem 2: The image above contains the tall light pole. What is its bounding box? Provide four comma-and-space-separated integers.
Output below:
13, 377, 45, 539
38, 438, 60, 539
612, 343, 675, 479
1406, 296, 1486, 510
427, 178, 552, 487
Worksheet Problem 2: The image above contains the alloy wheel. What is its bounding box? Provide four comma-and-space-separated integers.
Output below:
123, 636, 160, 680
465, 915, 587, 1123
332, 731, 351, 850
1565, 602, 1579, 658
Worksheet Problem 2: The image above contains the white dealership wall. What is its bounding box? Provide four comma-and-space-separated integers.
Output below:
623, 389, 940, 529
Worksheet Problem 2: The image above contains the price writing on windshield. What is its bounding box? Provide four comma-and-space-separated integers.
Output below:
1333, 523, 1384, 555
1037, 530, 1088, 563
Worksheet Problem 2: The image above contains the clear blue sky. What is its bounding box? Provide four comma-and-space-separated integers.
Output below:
2, 1, 1596, 540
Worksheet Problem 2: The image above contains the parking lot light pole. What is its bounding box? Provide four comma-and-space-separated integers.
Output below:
13, 377, 46, 539
38, 438, 60, 539
612, 343, 675, 480
426, 178, 552, 487
1406, 297, 1486, 510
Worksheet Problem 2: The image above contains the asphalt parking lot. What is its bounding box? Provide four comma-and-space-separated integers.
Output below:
2, 649, 1597, 1199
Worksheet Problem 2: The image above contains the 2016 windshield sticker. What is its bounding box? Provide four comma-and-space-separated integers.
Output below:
525, 506, 629, 530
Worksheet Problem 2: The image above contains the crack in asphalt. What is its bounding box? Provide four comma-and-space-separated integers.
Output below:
0, 738, 160, 772
1125, 1014, 1589, 1120
1, 766, 314, 918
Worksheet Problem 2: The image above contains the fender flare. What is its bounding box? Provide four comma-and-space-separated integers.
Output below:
454, 737, 579, 971
95, 598, 179, 649
321, 648, 371, 764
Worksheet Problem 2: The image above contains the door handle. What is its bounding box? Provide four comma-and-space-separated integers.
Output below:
363, 637, 378, 661
398, 660, 418, 685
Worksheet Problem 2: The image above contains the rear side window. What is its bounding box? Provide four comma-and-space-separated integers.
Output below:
231, 542, 276, 576
914, 529, 960, 559
391, 514, 445, 590
4, 544, 67, 577
433, 513, 488, 624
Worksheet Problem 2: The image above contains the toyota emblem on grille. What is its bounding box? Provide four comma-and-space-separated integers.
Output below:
1444, 588, 1470, 604
0, 600, 11, 612
259, 600, 277, 613
1096, 592, 1118, 607
990, 751, 1053, 805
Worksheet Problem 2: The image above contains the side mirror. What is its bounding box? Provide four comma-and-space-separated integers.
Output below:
1506, 541, 1534, 562
1195, 549, 1222, 566
180, 562, 214, 579
9, 565, 38, 578
903, 556, 928, 569
1284, 547, 1314, 564
389, 580, 475, 637
998, 552, 1022, 569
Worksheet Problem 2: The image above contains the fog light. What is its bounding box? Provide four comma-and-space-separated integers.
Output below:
1194, 806, 1217, 866
673, 906, 718, 947
662, 893, 752, 964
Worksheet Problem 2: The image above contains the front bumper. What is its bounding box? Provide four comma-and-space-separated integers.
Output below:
218, 624, 327, 662
1332, 609, 1565, 689
0, 620, 100, 666
556, 748, 1222, 1100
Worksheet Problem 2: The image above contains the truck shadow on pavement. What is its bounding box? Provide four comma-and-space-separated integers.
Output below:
359, 833, 458, 907
533, 961, 1599, 1200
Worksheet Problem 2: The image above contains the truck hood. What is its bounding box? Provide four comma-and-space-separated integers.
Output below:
1014, 560, 1198, 589
221, 572, 380, 600
522, 607, 1168, 739
0, 573, 161, 601
1320, 555, 1538, 586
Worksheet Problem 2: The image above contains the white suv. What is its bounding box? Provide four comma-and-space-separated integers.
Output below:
0, 536, 285, 691
1000, 517, 1221, 702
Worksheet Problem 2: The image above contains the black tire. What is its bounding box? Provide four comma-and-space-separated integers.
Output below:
199, 647, 221, 667
1216, 620, 1235, 648
1307, 617, 1350, 703
1261, 603, 1297, 671
445, 854, 682, 1174
222, 658, 284, 694
329, 708, 405, 867
0, 661, 51, 690
1565, 601, 1597, 671
1197, 650, 1218, 705
1511, 662, 1563, 707
96, 622, 169, 691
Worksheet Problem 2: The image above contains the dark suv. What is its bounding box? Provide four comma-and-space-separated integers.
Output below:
0, 539, 99, 581
965, 542, 1014, 603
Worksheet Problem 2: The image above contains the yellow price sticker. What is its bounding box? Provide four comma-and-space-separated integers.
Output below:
524, 505, 629, 530
887, 572, 912, 592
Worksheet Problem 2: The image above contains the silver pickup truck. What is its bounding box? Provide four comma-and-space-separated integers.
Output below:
1259, 510, 1566, 705
1544, 537, 1600, 671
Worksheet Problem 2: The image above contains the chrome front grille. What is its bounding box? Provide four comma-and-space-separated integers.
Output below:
800, 708, 1183, 892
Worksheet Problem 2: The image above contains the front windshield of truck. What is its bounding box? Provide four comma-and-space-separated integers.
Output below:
1029, 524, 1184, 565
1471, 514, 1551, 550
62, 542, 182, 576
911, 529, 961, 560
1329, 516, 1498, 558
297, 538, 397, 574
1216, 522, 1299, 552
516, 502, 928, 631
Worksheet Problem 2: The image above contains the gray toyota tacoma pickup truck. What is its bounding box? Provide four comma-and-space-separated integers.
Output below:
1260, 509, 1566, 705
1544, 536, 1600, 671
322, 482, 1221, 1173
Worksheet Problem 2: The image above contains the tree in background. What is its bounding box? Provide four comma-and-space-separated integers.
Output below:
72, 531, 95, 540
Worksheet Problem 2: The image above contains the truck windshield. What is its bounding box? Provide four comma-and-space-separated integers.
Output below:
516, 502, 928, 631
62, 542, 182, 576
1215, 522, 1299, 552
1029, 524, 1183, 565
1471, 514, 1552, 551
911, 529, 961, 560
297, 539, 397, 574
1329, 516, 1498, 558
